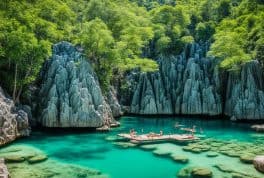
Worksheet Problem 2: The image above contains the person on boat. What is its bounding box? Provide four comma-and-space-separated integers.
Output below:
130, 129, 137, 138
190, 125, 196, 136
159, 130, 163, 136
174, 122, 179, 128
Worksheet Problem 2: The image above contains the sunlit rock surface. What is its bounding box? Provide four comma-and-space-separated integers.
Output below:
38, 42, 113, 127
0, 87, 29, 145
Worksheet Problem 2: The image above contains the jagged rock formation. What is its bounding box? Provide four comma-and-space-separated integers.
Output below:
0, 87, 29, 145
38, 42, 113, 127
225, 60, 264, 120
0, 158, 9, 178
128, 43, 264, 120
106, 87, 123, 118
130, 43, 222, 115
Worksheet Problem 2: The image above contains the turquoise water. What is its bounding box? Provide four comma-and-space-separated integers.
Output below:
5, 116, 264, 178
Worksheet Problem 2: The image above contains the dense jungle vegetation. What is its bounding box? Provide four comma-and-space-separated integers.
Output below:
0, 0, 263, 103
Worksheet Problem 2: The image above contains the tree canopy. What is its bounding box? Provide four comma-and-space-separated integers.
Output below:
0, 0, 263, 101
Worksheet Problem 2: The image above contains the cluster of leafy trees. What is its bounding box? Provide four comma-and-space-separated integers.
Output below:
0, 0, 74, 103
0, 0, 158, 101
0, 0, 263, 103
208, 0, 264, 70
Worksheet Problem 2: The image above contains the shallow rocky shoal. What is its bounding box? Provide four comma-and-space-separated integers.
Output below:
1, 117, 264, 178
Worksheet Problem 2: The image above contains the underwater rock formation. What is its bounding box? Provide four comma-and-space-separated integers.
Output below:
130, 43, 222, 115
0, 87, 29, 145
38, 42, 113, 127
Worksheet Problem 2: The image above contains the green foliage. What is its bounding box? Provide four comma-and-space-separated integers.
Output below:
195, 22, 215, 41
150, 5, 191, 55
75, 18, 116, 90
208, 0, 264, 70
0, 0, 263, 98
0, 0, 72, 102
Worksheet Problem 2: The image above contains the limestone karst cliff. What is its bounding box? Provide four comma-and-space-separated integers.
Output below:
38, 42, 113, 127
126, 43, 264, 120
225, 60, 264, 120
35, 42, 264, 122
129, 43, 223, 116
0, 87, 29, 145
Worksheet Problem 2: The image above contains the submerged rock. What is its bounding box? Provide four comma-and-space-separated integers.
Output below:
191, 167, 212, 178
113, 142, 137, 148
253, 156, 264, 173
171, 154, 189, 163
177, 166, 212, 178
28, 155, 48, 164
153, 149, 171, 156
38, 42, 113, 127
240, 154, 255, 164
206, 152, 218, 157
0, 87, 30, 145
4, 155, 25, 163
140, 144, 158, 150
177, 166, 193, 178
214, 164, 233, 173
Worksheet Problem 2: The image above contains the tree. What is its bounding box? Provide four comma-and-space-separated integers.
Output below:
75, 18, 116, 89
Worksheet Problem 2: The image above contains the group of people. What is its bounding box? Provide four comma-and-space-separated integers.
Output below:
129, 129, 163, 137
128, 123, 201, 138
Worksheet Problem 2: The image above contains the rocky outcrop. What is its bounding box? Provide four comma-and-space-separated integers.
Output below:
0, 158, 9, 178
130, 43, 222, 115
254, 156, 264, 173
38, 42, 113, 127
127, 43, 264, 120
0, 87, 29, 145
225, 60, 264, 120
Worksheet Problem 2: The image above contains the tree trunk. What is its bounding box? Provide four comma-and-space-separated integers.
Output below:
12, 64, 18, 102
15, 86, 23, 104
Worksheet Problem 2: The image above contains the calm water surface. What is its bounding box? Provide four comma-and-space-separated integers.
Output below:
9, 116, 264, 178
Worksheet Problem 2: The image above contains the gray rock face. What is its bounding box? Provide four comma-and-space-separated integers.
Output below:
225, 61, 264, 120
0, 158, 9, 178
0, 87, 29, 145
130, 43, 222, 115
128, 43, 264, 120
106, 87, 123, 118
38, 42, 112, 127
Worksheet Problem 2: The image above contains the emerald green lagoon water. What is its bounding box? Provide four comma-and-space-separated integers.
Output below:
2, 116, 264, 178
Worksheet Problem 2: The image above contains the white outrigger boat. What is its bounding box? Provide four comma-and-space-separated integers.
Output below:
117, 133, 199, 144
